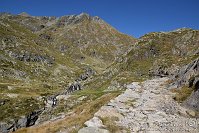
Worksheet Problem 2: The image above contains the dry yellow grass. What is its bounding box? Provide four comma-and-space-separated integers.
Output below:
171, 86, 193, 102
15, 92, 120, 133
100, 116, 130, 133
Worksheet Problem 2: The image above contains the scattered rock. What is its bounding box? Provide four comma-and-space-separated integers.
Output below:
56, 95, 70, 101
84, 117, 104, 128
7, 93, 18, 98
186, 110, 196, 117
81, 78, 199, 132
78, 127, 109, 133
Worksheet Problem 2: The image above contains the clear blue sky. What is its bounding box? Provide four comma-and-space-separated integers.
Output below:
0, 0, 199, 38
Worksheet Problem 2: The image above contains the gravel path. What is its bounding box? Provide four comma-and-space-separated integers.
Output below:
79, 78, 199, 133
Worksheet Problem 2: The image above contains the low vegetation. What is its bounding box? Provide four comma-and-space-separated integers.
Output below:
171, 86, 194, 102
15, 92, 121, 133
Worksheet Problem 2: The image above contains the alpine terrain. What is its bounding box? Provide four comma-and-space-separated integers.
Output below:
0, 12, 199, 133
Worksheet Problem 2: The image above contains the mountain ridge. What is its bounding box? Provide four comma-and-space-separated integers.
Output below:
0, 12, 199, 133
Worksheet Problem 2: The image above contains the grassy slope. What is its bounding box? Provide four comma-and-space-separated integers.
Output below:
0, 18, 89, 121
1, 14, 199, 132
15, 91, 122, 133
123, 29, 199, 78
0, 14, 136, 123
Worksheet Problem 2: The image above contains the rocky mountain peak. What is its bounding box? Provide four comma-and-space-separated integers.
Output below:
77, 12, 90, 19
75, 13, 104, 23
18, 12, 30, 17
92, 16, 104, 23
56, 12, 105, 27
173, 27, 193, 32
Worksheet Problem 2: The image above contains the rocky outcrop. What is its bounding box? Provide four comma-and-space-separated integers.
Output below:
26, 110, 43, 127
172, 58, 199, 87
32, 68, 94, 126
56, 13, 104, 27
66, 82, 81, 94
184, 82, 199, 111
61, 68, 95, 95
39, 33, 53, 41
170, 58, 199, 111
58, 13, 89, 26
149, 62, 180, 77
6, 13, 57, 32
77, 67, 95, 81
0, 68, 27, 80
8, 51, 54, 65
0, 110, 43, 133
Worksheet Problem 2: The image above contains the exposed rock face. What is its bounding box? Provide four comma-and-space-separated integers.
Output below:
16, 116, 27, 128
66, 82, 81, 94
9, 51, 54, 64
77, 67, 95, 81
170, 58, 199, 111
0, 110, 43, 133
184, 86, 199, 111
57, 13, 91, 27
56, 13, 104, 28
172, 58, 199, 88
26, 110, 43, 127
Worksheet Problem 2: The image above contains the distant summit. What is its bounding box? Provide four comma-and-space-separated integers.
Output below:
57, 12, 105, 26
18, 12, 30, 17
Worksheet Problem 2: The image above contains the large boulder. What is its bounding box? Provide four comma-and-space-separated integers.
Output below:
84, 117, 104, 128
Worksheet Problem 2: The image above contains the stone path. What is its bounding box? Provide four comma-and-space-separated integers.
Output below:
79, 78, 199, 133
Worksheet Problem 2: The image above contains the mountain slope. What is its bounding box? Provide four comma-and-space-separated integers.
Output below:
38, 13, 136, 72
123, 28, 199, 79
0, 12, 136, 130
0, 12, 199, 133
